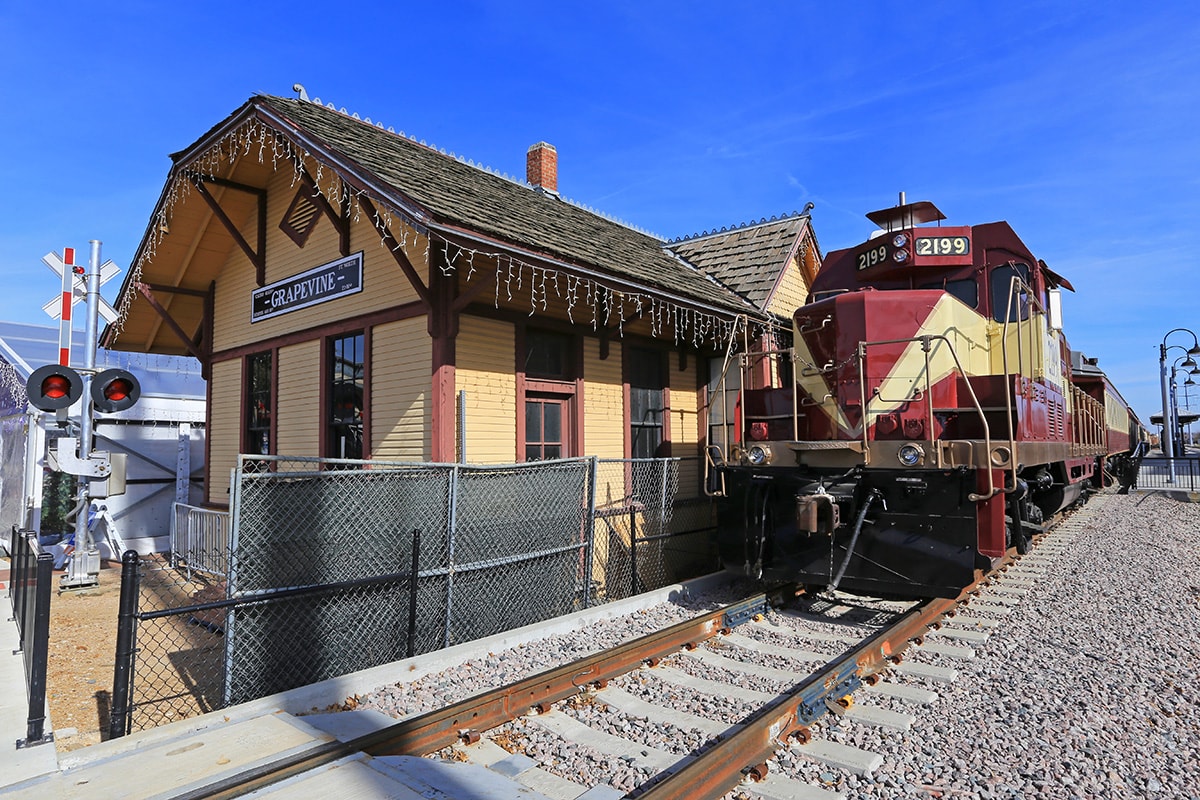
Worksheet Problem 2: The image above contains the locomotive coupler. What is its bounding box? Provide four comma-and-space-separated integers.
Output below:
796, 490, 840, 535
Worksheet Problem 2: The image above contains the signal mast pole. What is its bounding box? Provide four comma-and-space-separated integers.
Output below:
63, 241, 104, 589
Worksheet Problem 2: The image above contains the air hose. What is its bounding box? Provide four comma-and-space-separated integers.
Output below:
828, 489, 881, 593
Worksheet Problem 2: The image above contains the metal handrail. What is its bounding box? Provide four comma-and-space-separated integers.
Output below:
856, 334, 1000, 501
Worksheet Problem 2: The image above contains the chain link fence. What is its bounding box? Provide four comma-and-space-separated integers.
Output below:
113, 455, 717, 732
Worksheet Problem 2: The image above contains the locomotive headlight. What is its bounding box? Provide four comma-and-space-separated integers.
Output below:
892, 233, 909, 248
892, 249, 909, 263
747, 445, 772, 466
897, 443, 924, 467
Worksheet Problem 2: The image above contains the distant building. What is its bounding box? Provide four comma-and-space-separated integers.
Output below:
0, 321, 205, 555
104, 93, 820, 506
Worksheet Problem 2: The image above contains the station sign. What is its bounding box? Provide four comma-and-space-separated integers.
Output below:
252, 252, 364, 322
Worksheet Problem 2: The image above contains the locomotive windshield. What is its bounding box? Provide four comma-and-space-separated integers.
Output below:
990, 261, 1032, 322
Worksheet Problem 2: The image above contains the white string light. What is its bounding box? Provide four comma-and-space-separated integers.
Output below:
111, 113, 772, 356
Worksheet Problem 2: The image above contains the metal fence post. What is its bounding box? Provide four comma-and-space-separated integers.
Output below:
583, 457, 598, 609
406, 529, 421, 659
108, 549, 141, 740
443, 465, 459, 649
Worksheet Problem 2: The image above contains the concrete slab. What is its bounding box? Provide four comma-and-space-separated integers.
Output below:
793, 738, 882, 776
843, 704, 913, 731
723, 630, 830, 663
4, 712, 331, 799
864, 681, 937, 705
0, 599, 59, 785
598, 685, 733, 737
894, 662, 958, 683
528, 710, 688, 773
650, 665, 780, 704
745, 770, 845, 799
369, 755, 558, 800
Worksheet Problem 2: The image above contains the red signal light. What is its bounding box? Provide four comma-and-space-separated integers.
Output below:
26, 364, 84, 411
91, 369, 141, 414
42, 374, 72, 399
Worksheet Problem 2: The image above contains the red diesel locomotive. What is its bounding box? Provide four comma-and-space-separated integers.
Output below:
711, 197, 1145, 598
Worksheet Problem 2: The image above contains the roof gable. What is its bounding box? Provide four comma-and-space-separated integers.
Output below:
666, 215, 814, 310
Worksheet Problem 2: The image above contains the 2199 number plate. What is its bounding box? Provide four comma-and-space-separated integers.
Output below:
915, 236, 970, 256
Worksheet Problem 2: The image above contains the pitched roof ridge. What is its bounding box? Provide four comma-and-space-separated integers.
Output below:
557, 194, 664, 241
285, 94, 666, 242
667, 210, 810, 245
299, 93, 529, 186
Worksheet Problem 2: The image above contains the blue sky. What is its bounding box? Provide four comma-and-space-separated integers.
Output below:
1, 2, 1197, 424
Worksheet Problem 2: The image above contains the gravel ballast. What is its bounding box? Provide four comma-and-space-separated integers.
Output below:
358, 491, 1200, 799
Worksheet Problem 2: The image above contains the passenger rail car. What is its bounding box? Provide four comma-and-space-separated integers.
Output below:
710, 198, 1141, 598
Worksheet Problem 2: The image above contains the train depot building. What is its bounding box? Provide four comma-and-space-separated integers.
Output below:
104, 92, 819, 505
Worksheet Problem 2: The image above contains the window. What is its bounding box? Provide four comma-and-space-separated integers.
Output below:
525, 398, 565, 460
707, 356, 741, 451
629, 348, 666, 459
525, 329, 572, 379
920, 277, 979, 309
328, 332, 364, 460
990, 262, 1032, 323
520, 328, 578, 461
245, 351, 272, 456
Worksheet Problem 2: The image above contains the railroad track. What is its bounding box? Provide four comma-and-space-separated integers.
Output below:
153, 586, 959, 799
19, 501, 1101, 800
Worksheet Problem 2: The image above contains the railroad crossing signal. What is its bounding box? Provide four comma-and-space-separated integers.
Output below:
41, 249, 120, 324
26, 363, 85, 411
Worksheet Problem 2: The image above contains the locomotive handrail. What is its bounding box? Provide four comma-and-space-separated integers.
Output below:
855, 334, 1001, 502
999, 273, 1051, 493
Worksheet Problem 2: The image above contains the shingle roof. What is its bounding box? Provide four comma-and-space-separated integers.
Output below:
666, 216, 810, 309
249, 96, 758, 316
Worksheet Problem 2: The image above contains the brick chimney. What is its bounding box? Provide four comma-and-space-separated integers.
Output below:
526, 142, 558, 194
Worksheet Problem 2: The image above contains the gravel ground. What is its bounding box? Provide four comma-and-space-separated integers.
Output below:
767, 491, 1200, 799
361, 491, 1200, 799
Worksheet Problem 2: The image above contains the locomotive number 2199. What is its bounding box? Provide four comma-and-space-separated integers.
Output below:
915, 236, 970, 256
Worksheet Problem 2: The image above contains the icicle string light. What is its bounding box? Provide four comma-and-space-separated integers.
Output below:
111, 112, 766, 353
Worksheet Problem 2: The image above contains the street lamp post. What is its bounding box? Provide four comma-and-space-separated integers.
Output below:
1159, 328, 1200, 481
1168, 355, 1200, 457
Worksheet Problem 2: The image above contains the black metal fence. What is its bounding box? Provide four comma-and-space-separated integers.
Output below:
7, 526, 53, 748
112, 456, 718, 734
1134, 456, 1200, 491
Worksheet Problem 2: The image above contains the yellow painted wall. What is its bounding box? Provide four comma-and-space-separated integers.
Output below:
372, 316, 431, 462
456, 316, 516, 463
670, 356, 702, 498
583, 338, 625, 459
276, 340, 322, 457
211, 166, 428, 353
207, 358, 242, 505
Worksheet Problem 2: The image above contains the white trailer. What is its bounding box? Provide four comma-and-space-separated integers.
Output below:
0, 321, 205, 557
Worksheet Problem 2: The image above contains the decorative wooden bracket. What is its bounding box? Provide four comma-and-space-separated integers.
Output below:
135, 282, 210, 368
188, 174, 268, 286
359, 195, 430, 307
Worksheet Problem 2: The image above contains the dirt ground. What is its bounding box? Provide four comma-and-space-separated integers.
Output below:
28, 559, 124, 753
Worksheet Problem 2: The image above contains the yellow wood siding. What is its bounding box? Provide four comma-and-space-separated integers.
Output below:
456, 316, 516, 463
584, 338, 624, 459
207, 358, 242, 505
276, 340, 321, 457
372, 317, 431, 462
211, 166, 428, 353
670, 357, 702, 498
765, 255, 810, 318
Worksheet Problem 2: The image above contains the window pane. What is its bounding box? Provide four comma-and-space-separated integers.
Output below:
526, 401, 542, 441
328, 333, 365, 460
526, 330, 571, 379
544, 445, 561, 459
526, 444, 542, 461
544, 402, 562, 442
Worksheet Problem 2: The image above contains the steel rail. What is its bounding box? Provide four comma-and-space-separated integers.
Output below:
637, 593, 961, 799
175, 588, 790, 800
